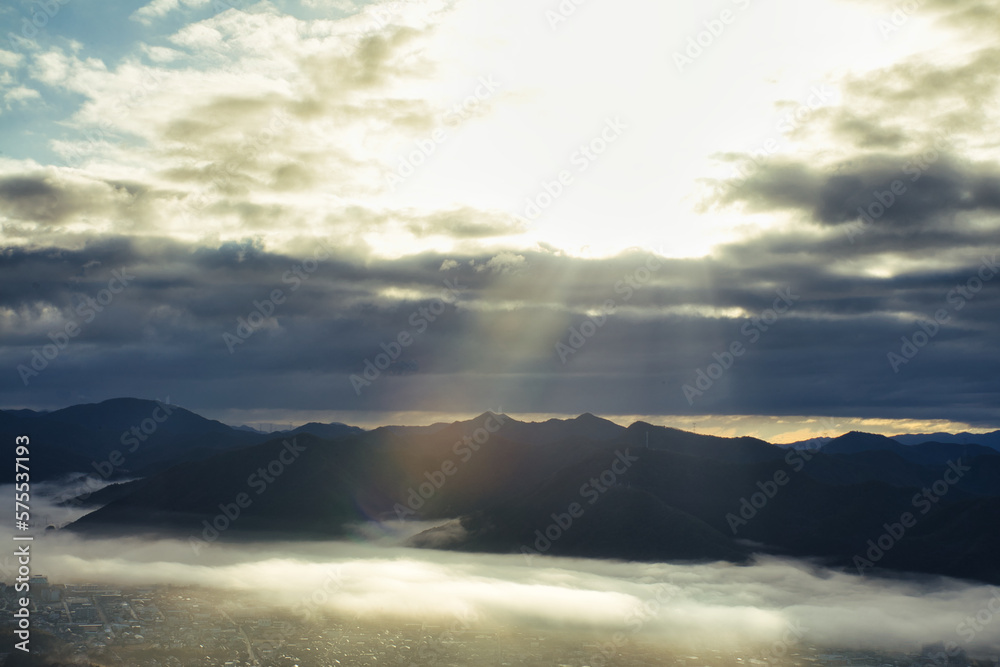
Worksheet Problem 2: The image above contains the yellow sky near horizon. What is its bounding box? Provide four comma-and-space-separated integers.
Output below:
195, 407, 996, 444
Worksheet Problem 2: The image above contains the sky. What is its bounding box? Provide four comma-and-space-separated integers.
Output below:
1, 0, 999, 440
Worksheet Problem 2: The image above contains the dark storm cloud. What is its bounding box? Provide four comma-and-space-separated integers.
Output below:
717, 155, 1000, 228
708, 33, 1000, 245
717, 225, 998, 266
1, 238, 997, 426
0, 156, 522, 246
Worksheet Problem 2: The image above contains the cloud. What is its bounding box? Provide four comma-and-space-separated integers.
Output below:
12, 532, 1000, 656
3, 85, 41, 108
704, 33, 1000, 243
0, 49, 23, 69
405, 208, 525, 239
131, 0, 214, 26
843, 0, 1000, 37
0, 238, 996, 426
475, 251, 526, 274
0, 482, 109, 530
0, 4, 513, 256
715, 155, 1000, 228
0, 171, 153, 227
0, 0, 999, 430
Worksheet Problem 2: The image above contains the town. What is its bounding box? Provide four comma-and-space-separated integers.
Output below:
1, 577, 994, 666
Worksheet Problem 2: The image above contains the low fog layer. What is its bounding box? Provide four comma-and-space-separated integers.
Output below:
6, 528, 998, 657
0, 479, 118, 530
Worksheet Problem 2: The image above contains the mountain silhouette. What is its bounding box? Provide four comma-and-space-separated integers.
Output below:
55, 405, 1000, 584
1, 398, 274, 482
893, 429, 1000, 451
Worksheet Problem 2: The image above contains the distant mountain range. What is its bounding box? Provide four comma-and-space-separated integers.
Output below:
891, 430, 1000, 449
16, 400, 992, 585
238, 421, 364, 440
0, 398, 365, 483
783, 429, 1000, 452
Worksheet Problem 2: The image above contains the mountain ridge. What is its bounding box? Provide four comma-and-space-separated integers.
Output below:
51, 401, 1000, 585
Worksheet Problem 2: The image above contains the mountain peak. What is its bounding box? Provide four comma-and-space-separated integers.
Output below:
471, 410, 511, 424
576, 412, 615, 424
823, 431, 904, 456
837, 431, 900, 443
